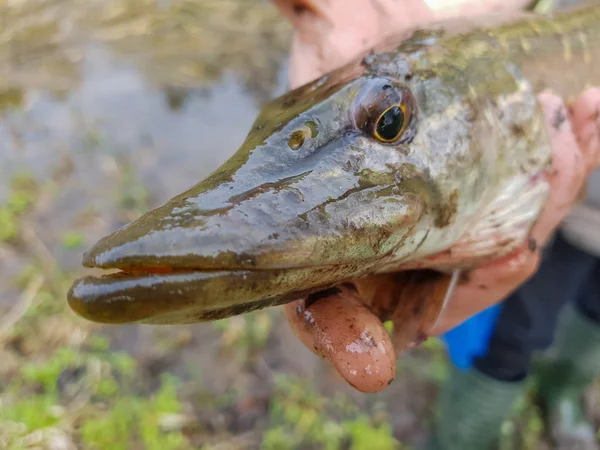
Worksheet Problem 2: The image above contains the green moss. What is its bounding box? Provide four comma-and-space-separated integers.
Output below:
421, 337, 444, 351
86, 335, 111, 352
213, 311, 274, 356
266, 375, 399, 450
0, 171, 40, 242
95, 377, 120, 398
0, 394, 60, 431
80, 398, 138, 450
139, 414, 188, 450
420, 338, 450, 384
79, 374, 189, 450
383, 320, 394, 335
0, 206, 18, 241
22, 290, 60, 319
262, 427, 298, 450
152, 375, 182, 414
10, 172, 39, 209
21, 348, 80, 396
137, 375, 188, 450
346, 417, 400, 450
61, 231, 85, 249
8, 192, 32, 214
106, 352, 137, 377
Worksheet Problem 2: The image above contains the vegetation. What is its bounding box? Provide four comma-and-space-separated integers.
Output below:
0, 0, 597, 448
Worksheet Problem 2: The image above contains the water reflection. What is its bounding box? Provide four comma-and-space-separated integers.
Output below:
0, 0, 290, 255
0, 0, 295, 410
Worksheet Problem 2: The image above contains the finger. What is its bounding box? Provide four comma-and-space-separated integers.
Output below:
353, 272, 453, 352
569, 87, 600, 171
430, 242, 540, 335
532, 90, 600, 243
273, 0, 434, 88
283, 285, 395, 393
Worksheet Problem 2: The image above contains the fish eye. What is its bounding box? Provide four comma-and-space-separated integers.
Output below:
374, 104, 407, 143
352, 80, 416, 144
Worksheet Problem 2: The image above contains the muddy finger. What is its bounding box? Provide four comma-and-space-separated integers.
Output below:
283, 285, 395, 393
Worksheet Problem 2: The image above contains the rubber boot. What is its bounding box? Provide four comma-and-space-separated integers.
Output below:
535, 305, 600, 450
426, 366, 526, 450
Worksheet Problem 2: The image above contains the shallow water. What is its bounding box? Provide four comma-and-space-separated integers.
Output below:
0, 0, 302, 395
0, 0, 290, 283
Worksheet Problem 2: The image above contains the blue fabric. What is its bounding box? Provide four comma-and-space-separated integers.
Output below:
442, 303, 504, 370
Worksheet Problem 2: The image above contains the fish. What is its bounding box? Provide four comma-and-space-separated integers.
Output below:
68, 3, 600, 325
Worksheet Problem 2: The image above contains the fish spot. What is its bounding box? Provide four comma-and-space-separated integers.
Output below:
434, 189, 459, 228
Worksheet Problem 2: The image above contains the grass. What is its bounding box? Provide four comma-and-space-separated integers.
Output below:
0, 165, 414, 450
0, 171, 39, 242
264, 375, 400, 450
0, 222, 587, 450
1, 338, 191, 449
0, 158, 596, 450
1, 0, 597, 444
61, 231, 85, 249
213, 311, 274, 359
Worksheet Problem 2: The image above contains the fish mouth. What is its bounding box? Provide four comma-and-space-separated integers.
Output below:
67, 262, 364, 325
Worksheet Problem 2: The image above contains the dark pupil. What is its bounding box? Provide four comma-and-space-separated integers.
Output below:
376, 106, 404, 141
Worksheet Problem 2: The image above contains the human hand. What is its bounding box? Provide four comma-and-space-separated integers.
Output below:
271, 0, 600, 392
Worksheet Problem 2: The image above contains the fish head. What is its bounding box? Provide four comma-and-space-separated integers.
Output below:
67, 52, 488, 324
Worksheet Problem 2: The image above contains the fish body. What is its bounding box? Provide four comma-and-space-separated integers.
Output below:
68, 3, 600, 324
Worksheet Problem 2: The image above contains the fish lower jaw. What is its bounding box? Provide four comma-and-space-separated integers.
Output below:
95, 261, 342, 277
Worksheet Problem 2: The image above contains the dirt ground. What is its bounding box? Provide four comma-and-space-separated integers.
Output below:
0, 1, 598, 449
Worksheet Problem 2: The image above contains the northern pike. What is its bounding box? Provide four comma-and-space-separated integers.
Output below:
68, 3, 600, 325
